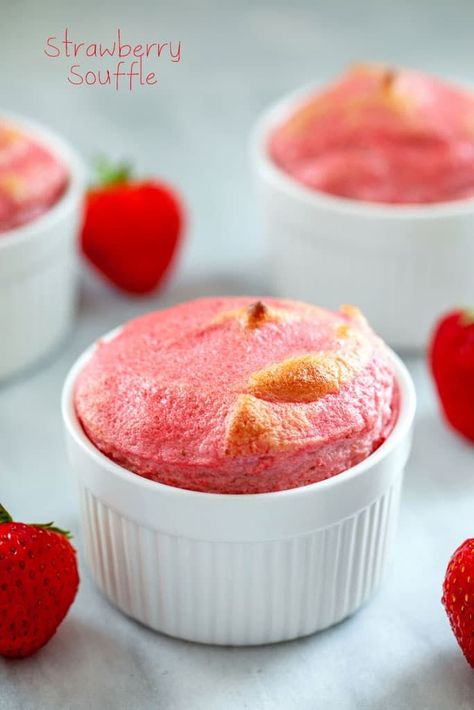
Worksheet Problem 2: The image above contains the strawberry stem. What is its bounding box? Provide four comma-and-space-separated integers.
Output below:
31, 522, 73, 540
0, 504, 12, 524
0, 503, 72, 538
93, 156, 132, 188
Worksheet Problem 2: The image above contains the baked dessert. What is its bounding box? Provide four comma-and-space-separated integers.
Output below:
269, 64, 474, 204
0, 121, 68, 233
74, 297, 399, 494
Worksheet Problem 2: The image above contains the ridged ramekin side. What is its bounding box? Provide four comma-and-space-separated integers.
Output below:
79, 473, 402, 646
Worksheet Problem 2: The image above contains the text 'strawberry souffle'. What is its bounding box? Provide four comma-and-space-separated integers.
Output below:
269, 64, 474, 204
0, 121, 68, 233
74, 297, 399, 494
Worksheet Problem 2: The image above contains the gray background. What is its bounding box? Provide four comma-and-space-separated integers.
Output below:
1, 1, 474, 708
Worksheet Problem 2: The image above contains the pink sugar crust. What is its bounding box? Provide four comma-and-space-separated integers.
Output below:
0, 122, 69, 233
269, 65, 474, 204
74, 297, 399, 494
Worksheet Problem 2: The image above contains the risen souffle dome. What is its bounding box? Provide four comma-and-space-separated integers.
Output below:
269, 64, 474, 204
74, 297, 399, 494
0, 121, 68, 233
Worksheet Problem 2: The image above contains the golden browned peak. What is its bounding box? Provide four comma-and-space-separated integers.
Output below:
223, 306, 374, 456
247, 318, 369, 403
225, 394, 311, 457
349, 62, 380, 75
336, 323, 351, 339
247, 353, 353, 403
339, 304, 368, 326
0, 174, 24, 199
381, 67, 397, 94
346, 62, 397, 88
374, 67, 414, 116
246, 301, 268, 328
0, 126, 20, 147
349, 62, 395, 81
212, 302, 299, 330
284, 64, 413, 139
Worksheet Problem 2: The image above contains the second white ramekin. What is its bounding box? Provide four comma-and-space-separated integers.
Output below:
62, 333, 415, 646
0, 113, 85, 381
251, 86, 474, 351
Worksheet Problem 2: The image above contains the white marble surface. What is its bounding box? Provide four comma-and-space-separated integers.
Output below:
1, 1, 474, 707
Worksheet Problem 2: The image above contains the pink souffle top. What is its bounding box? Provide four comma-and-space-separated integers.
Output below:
74, 297, 399, 494
0, 122, 68, 233
269, 65, 474, 204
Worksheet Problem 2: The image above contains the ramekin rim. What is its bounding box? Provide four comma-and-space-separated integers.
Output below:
0, 110, 85, 250
61, 326, 416, 503
250, 81, 474, 219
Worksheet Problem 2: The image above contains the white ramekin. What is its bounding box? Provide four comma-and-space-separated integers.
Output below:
62, 330, 416, 646
251, 86, 474, 351
0, 113, 85, 381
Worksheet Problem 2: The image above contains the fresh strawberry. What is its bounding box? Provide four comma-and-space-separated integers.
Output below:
442, 539, 474, 667
81, 160, 183, 294
0, 504, 79, 659
429, 309, 474, 442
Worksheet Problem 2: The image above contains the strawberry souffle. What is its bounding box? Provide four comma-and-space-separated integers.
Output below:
74, 297, 399, 494
269, 64, 474, 204
0, 121, 68, 233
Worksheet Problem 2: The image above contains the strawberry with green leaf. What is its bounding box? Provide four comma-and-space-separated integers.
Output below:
0, 503, 79, 658
81, 159, 184, 294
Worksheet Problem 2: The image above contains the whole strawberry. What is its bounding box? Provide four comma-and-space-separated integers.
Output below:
429, 309, 474, 442
81, 160, 183, 294
442, 539, 474, 667
0, 504, 79, 659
